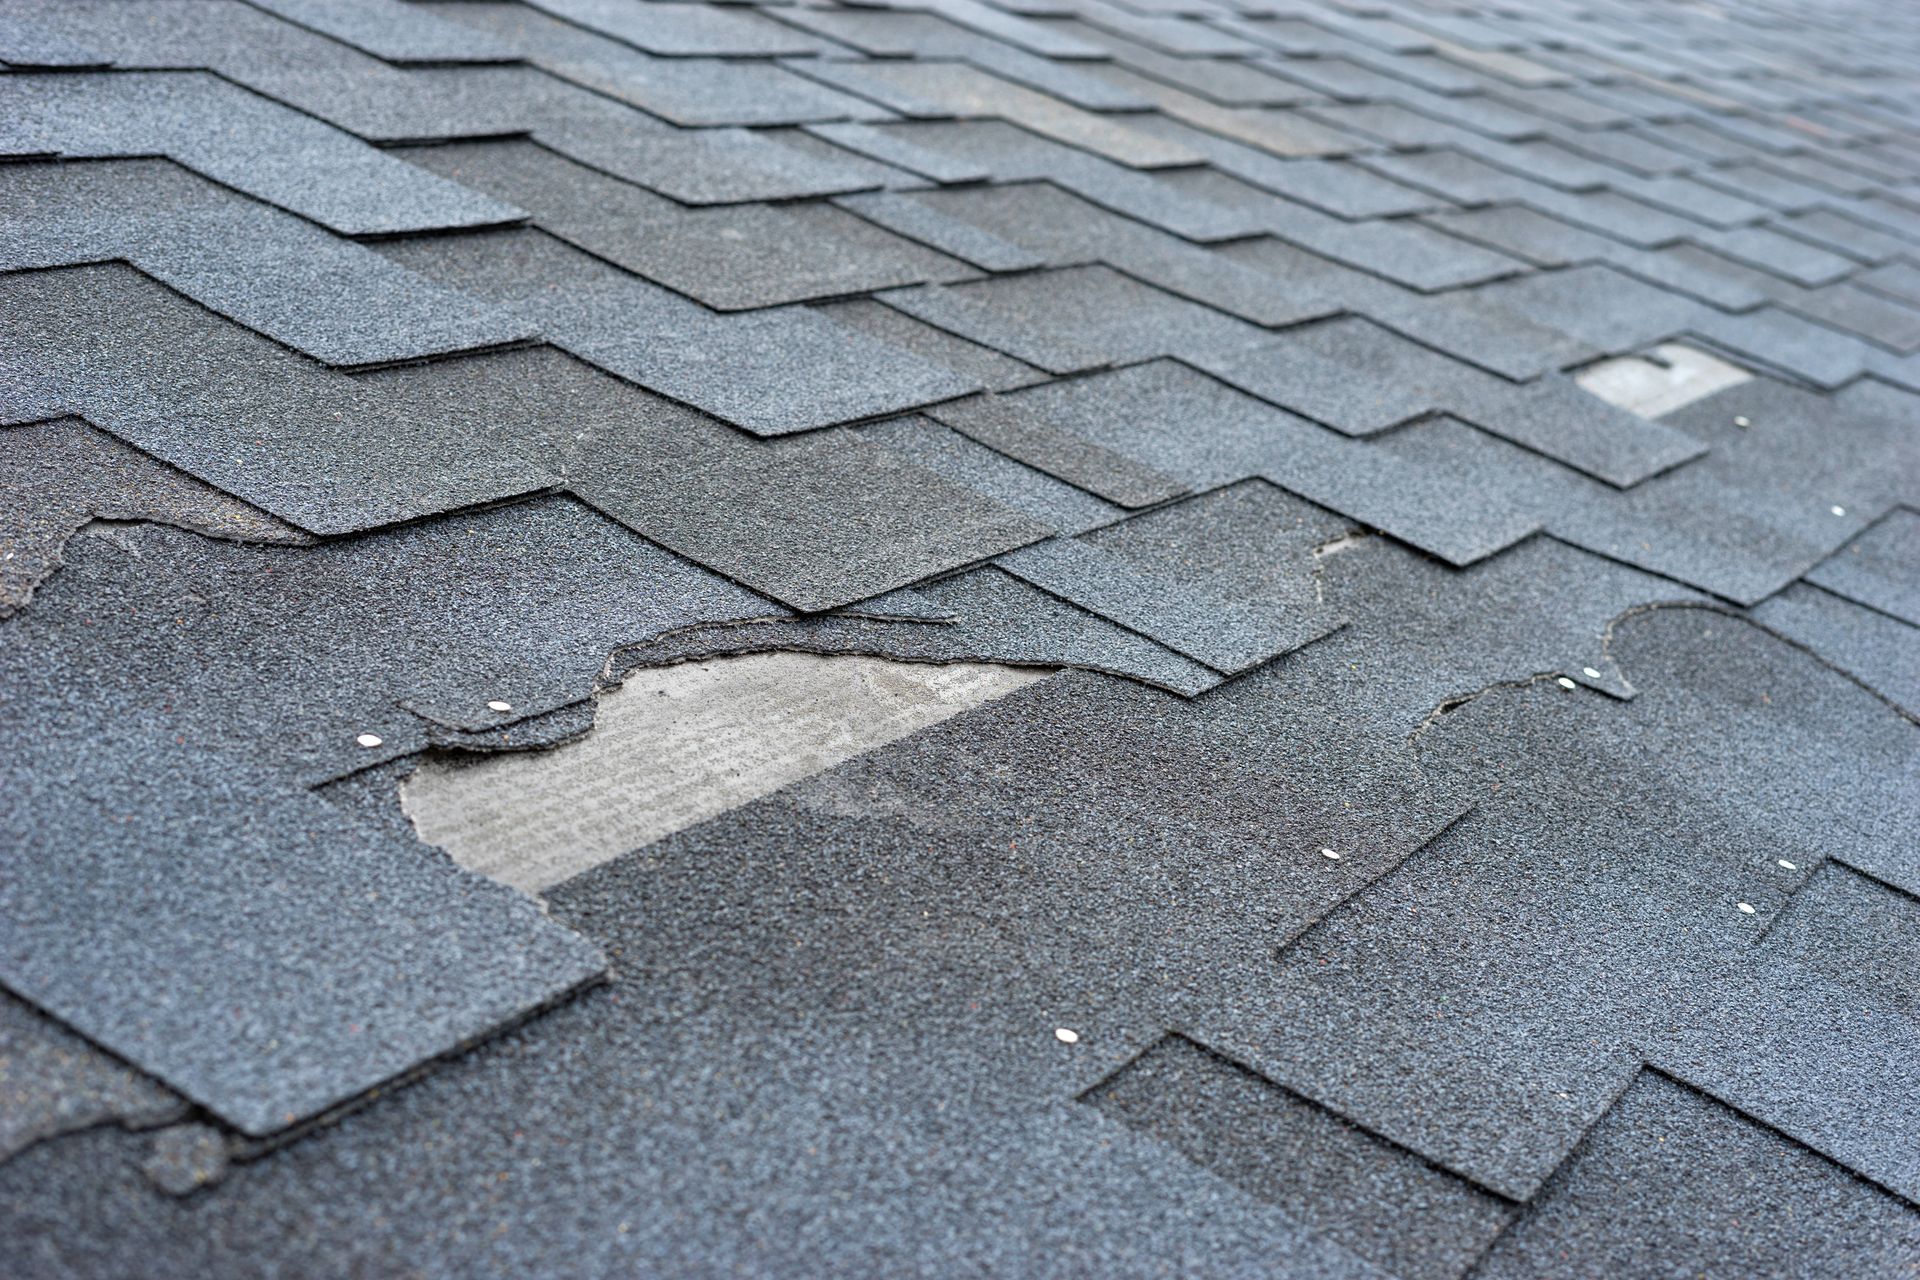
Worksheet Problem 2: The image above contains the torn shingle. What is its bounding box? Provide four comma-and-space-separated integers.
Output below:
5, 0, 1920, 1269
0, 416, 312, 617
404, 653, 1055, 892
0, 992, 185, 1166
0, 721, 606, 1137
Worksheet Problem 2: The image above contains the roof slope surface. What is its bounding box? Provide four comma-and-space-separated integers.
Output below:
1, 0, 1918, 1275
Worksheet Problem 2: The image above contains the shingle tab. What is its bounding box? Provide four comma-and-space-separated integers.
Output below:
0, 265, 556, 536
0, 159, 531, 366
379, 229, 977, 435
0, 71, 521, 235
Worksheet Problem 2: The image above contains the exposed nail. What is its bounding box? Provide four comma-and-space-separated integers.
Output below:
1054, 1027, 1080, 1045
355, 733, 383, 749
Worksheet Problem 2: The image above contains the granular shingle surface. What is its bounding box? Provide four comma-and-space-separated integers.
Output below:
2, 0, 1919, 1275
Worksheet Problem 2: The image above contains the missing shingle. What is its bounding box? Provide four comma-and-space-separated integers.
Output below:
1573, 343, 1752, 419
402, 652, 1054, 893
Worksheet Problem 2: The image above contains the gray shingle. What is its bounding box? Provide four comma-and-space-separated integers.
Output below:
395, 140, 973, 310
796, 60, 1203, 169
426, 2, 886, 127
0, 158, 531, 367
926, 393, 1191, 509
0, 416, 311, 618
0, 71, 521, 235
523, 0, 830, 57
1085, 1034, 1514, 1280
0, 265, 556, 536
365, 348, 1050, 613
880, 265, 1267, 375
378, 229, 977, 435
1803, 507, 1920, 626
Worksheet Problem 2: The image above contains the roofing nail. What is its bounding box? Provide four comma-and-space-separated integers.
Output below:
487, 700, 513, 713
1054, 1028, 1080, 1045
1830, 505, 1846, 517
1733, 415, 1751, 427
1777, 859, 1797, 870
1321, 847, 1342, 860
1556, 677, 1577, 690
1737, 902, 1757, 914
1582, 667, 1602, 679
355, 733, 383, 749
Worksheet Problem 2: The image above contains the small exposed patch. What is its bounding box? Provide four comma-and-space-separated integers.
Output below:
1574, 343, 1752, 419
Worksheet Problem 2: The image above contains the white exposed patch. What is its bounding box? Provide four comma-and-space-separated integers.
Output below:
1738, 902, 1757, 915
1582, 666, 1603, 679
1320, 847, 1342, 861
1054, 1028, 1080, 1045
486, 700, 513, 713
1556, 676, 1577, 690
403, 652, 1054, 894
355, 733, 383, 749
1778, 859, 1797, 870
1575, 344, 1752, 418
1831, 505, 1847, 517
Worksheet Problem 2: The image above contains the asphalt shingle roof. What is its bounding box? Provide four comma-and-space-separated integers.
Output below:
2, 0, 1919, 1275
